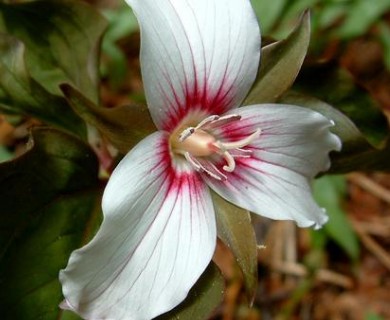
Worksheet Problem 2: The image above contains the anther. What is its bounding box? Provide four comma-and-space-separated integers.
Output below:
184, 152, 202, 170
185, 151, 226, 180
230, 148, 253, 158
179, 127, 195, 142
202, 114, 242, 131
194, 115, 220, 130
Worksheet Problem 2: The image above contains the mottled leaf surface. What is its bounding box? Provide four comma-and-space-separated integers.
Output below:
0, 128, 100, 319
0, 35, 85, 137
0, 0, 107, 136
0, 0, 107, 101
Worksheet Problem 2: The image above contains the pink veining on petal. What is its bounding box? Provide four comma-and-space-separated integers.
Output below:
207, 113, 311, 180
153, 133, 205, 198
131, 0, 261, 134
162, 49, 252, 134
158, 2, 239, 132
162, 69, 237, 132
212, 116, 263, 141
61, 131, 215, 319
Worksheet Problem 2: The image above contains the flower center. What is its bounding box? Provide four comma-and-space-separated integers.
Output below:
171, 114, 260, 181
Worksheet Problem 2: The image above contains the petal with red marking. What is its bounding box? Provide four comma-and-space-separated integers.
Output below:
218, 104, 341, 178
204, 104, 341, 228
60, 132, 216, 319
126, 0, 261, 132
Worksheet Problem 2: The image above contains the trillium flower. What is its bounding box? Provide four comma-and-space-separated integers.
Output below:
60, 0, 341, 319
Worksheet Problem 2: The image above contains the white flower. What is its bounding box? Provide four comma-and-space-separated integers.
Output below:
59, 0, 341, 319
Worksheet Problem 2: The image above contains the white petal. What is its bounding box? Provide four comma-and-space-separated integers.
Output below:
219, 104, 342, 178
204, 104, 341, 228
60, 132, 216, 320
126, 0, 261, 132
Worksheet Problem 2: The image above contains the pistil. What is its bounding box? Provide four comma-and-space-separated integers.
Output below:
171, 114, 261, 180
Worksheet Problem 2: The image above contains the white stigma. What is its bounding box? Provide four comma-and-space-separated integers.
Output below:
215, 129, 261, 150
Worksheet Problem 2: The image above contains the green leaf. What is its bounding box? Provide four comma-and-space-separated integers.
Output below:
0, 144, 12, 162
0, 34, 86, 137
378, 22, 390, 70
59, 311, 83, 320
0, 128, 100, 319
365, 312, 385, 320
103, 4, 139, 43
0, 0, 107, 137
1, 192, 101, 320
0, 0, 107, 102
61, 84, 156, 154
280, 91, 371, 164
158, 263, 224, 320
313, 175, 360, 260
244, 10, 310, 105
101, 3, 139, 86
212, 192, 258, 304
333, 140, 390, 173
250, 0, 288, 33
280, 91, 390, 173
316, 3, 346, 30
280, 91, 367, 151
337, 0, 390, 39
283, 0, 321, 20
294, 63, 389, 147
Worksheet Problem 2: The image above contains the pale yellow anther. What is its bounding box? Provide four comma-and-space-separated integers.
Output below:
179, 127, 195, 142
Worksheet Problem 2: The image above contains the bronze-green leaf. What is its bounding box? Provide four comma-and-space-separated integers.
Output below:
244, 10, 311, 105
212, 192, 258, 304
0, 0, 107, 102
158, 263, 225, 320
0, 0, 107, 137
0, 34, 86, 137
61, 84, 156, 154
0, 128, 101, 319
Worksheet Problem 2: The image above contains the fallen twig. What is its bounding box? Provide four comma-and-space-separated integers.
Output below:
271, 261, 353, 289
348, 173, 390, 205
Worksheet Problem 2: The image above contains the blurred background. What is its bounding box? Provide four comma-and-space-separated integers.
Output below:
1, 0, 390, 319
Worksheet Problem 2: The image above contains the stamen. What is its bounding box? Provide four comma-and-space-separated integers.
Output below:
222, 151, 236, 172
194, 115, 220, 130
197, 158, 227, 181
185, 152, 226, 181
179, 127, 195, 142
172, 114, 261, 181
219, 129, 261, 150
230, 148, 252, 158
202, 114, 241, 131
184, 152, 202, 170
